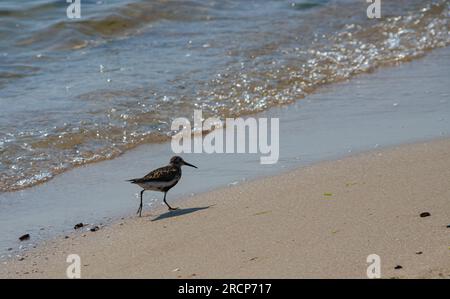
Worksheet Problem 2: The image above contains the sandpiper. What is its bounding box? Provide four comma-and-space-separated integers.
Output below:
128, 156, 197, 217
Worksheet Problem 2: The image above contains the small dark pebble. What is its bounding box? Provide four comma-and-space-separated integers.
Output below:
394, 265, 403, 270
74, 223, 84, 230
7, 248, 12, 251
415, 251, 423, 255
419, 212, 431, 218
64, 236, 69, 239
446, 225, 450, 228
90, 226, 99, 232
19, 234, 30, 241
18, 257, 25, 261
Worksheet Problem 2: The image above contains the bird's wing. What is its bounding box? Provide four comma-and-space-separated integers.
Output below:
140, 165, 179, 182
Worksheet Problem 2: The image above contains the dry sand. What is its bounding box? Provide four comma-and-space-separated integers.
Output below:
1, 139, 450, 279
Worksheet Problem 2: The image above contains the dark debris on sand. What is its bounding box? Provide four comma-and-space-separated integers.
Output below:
19, 234, 30, 241
90, 226, 100, 232
74, 223, 84, 230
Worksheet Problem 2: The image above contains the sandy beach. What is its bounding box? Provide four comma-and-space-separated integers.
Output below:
1, 138, 449, 279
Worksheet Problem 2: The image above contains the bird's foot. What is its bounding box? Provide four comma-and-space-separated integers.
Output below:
168, 207, 179, 211
136, 205, 143, 217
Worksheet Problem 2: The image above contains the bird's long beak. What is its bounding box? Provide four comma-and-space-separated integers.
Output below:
183, 161, 198, 168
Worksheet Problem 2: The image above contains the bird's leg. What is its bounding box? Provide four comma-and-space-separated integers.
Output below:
137, 190, 144, 217
163, 192, 178, 211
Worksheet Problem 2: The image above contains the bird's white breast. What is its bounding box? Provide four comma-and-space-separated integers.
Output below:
138, 178, 179, 191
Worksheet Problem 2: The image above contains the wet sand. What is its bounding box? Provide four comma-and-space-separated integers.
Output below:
1, 138, 450, 278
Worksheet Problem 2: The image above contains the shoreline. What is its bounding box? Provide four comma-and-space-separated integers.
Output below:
0, 45, 449, 258
2, 42, 447, 195
1, 138, 450, 278
0, 45, 444, 196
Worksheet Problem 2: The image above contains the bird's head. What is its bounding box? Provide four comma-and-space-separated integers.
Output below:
169, 156, 198, 168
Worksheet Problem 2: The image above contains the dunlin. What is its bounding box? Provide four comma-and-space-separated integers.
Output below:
128, 156, 197, 217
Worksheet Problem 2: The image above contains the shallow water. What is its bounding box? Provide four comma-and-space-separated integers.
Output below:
1, 0, 449, 191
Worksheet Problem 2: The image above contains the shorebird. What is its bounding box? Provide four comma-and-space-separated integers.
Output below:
128, 156, 197, 217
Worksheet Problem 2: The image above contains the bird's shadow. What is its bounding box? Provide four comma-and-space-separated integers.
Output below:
150, 205, 213, 222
